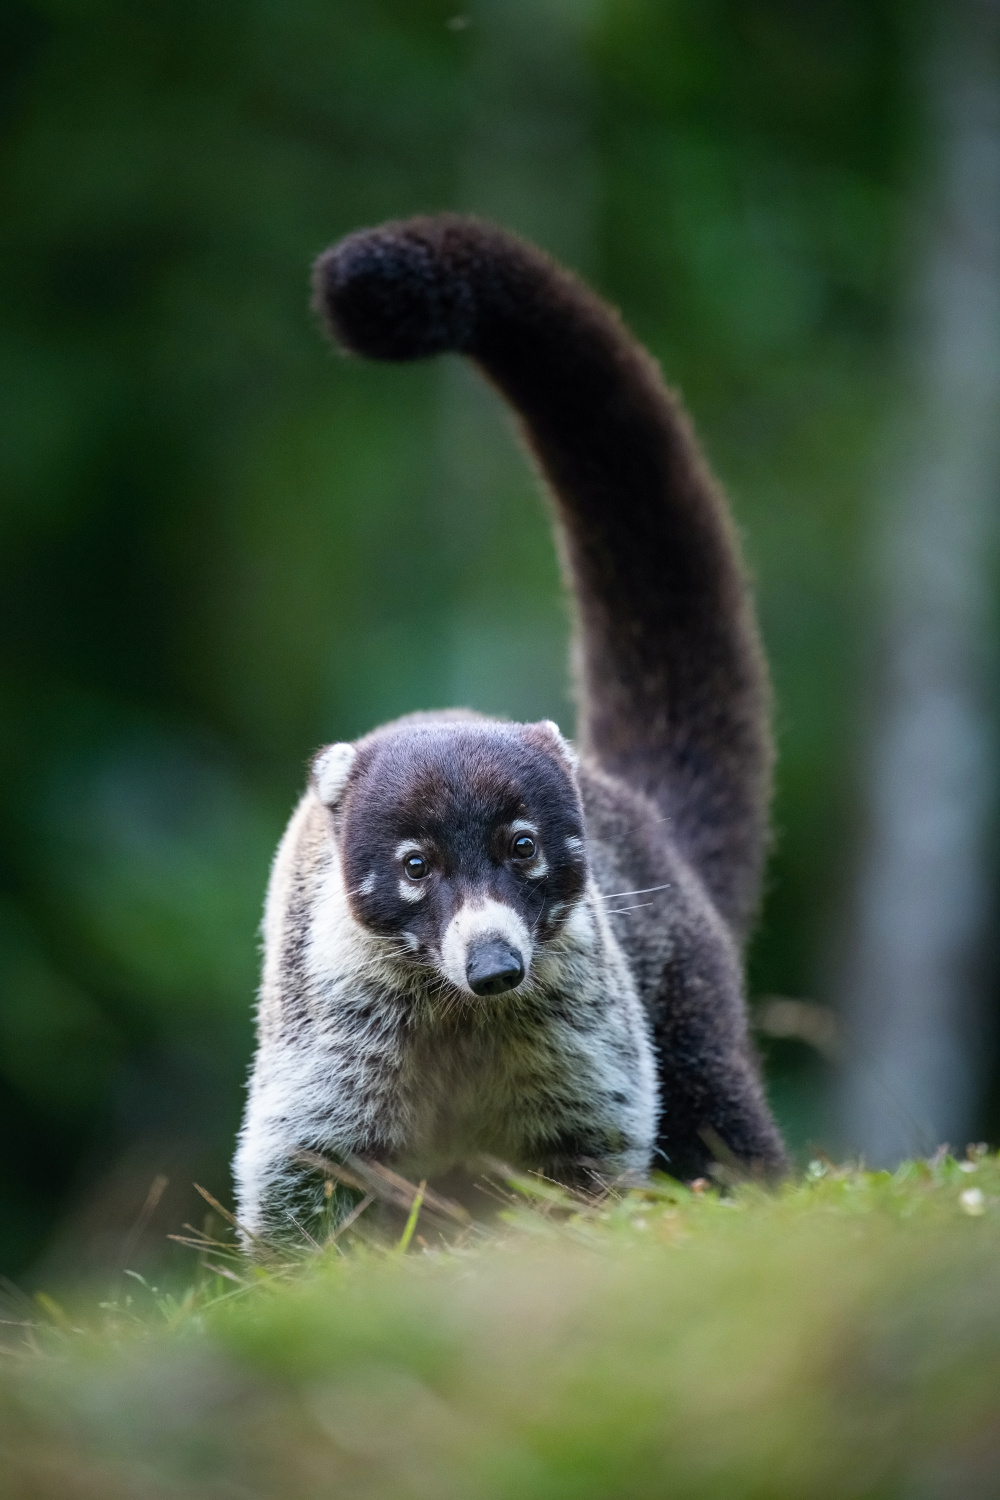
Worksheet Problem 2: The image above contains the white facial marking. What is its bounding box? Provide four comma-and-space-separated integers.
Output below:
312, 742, 357, 806
356, 872, 377, 897
510, 819, 538, 837
564, 835, 583, 853
439, 898, 533, 994
401, 930, 421, 953
302, 840, 391, 993
564, 901, 597, 946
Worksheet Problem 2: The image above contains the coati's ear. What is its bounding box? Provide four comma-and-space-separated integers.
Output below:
523, 719, 579, 772
311, 742, 357, 808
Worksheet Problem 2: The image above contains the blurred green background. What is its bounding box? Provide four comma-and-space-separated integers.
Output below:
2, 0, 984, 1278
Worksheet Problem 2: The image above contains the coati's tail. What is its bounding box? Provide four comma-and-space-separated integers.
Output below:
313, 216, 772, 938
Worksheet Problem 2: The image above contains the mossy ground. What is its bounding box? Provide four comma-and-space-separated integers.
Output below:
4, 1154, 1000, 1499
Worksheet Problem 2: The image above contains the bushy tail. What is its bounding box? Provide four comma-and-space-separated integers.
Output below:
313, 216, 772, 938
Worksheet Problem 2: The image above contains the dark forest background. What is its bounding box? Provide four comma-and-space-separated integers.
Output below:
2, 0, 997, 1282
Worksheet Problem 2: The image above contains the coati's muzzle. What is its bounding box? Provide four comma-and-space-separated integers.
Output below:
439, 898, 533, 997
465, 937, 525, 996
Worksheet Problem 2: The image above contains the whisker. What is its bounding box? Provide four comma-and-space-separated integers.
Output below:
606, 901, 655, 915
597, 882, 671, 900
529, 899, 549, 935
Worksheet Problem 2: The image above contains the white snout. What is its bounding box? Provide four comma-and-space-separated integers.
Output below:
439, 899, 533, 994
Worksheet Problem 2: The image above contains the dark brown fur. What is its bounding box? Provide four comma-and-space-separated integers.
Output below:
312, 215, 785, 1181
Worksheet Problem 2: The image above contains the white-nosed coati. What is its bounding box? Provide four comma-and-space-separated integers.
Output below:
233, 215, 787, 1245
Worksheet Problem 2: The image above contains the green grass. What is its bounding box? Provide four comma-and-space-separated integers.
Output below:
4, 1154, 1000, 1498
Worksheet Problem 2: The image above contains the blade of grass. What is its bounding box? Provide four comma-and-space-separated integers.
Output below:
193, 1184, 274, 1257
112, 1175, 169, 1303
345, 1155, 470, 1225
326, 1192, 376, 1246
396, 1181, 426, 1255
202, 1261, 246, 1286
295, 1150, 469, 1226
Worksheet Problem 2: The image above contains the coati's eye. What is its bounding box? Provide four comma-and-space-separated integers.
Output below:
403, 853, 429, 880
511, 834, 537, 861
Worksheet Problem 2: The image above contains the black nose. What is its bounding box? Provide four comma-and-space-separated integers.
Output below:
466, 938, 525, 996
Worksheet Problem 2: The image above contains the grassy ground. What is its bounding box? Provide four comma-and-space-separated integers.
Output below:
3, 1154, 1000, 1499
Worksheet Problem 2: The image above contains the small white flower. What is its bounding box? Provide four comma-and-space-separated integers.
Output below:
958, 1160, 978, 1173
960, 1187, 985, 1215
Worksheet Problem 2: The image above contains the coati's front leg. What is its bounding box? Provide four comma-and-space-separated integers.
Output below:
530, 1140, 647, 1197
232, 1056, 394, 1250
232, 1127, 353, 1251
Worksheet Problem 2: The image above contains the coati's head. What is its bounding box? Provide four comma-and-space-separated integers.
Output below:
311, 715, 588, 997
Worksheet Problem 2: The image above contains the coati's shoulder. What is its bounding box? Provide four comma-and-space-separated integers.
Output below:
256, 788, 340, 1039
575, 755, 742, 1008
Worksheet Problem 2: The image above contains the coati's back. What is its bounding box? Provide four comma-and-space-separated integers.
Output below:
234, 216, 784, 1245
